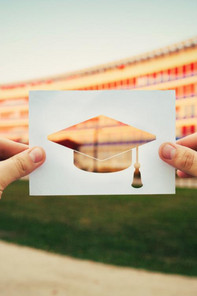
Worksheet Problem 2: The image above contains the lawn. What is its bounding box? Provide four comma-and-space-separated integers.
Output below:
0, 181, 197, 276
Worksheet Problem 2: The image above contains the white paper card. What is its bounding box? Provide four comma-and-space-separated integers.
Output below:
29, 90, 175, 195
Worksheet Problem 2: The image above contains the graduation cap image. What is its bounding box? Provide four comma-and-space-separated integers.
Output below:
47, 115, 156, 188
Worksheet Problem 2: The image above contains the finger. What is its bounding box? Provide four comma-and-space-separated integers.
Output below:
176, 133, 197, 151
0, 138, 28, 160
176, 170, 194, 178
159, 142, 197, 177
0, 147, 45, 198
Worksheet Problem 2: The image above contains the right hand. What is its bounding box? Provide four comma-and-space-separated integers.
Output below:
159, 133, 197, 178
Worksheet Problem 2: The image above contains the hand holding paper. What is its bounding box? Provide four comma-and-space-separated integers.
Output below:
0, 138, 45, 198
159, 133, 197, 177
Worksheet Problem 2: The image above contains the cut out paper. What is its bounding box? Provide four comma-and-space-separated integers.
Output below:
29, 90, 176, 195
47, 115, 156, 188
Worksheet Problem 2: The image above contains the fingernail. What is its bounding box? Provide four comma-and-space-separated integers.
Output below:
29, 147, 44, 163
161, 144, 176, 160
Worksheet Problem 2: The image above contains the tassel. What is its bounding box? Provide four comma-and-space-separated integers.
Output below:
131, 146, 143, 188
132, 164, 143, 188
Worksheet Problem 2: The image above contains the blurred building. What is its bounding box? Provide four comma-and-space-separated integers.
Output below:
0, 36, 197, 143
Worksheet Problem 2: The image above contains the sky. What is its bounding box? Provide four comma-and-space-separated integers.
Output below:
0, 0, 197, 84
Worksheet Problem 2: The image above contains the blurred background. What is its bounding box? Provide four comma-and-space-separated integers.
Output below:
0, 0, 197, 283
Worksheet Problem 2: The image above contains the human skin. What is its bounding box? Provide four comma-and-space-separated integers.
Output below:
0, 138, 45, 198
159, 133, 197, 178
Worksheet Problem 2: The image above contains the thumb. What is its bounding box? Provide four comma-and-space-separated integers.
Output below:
0, 147, 45, 198
159, 142, 197, 177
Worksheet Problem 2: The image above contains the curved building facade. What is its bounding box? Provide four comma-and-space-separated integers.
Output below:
0, 36, 197, 143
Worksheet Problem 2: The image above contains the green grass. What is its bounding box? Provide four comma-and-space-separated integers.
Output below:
0, 181, 197, 276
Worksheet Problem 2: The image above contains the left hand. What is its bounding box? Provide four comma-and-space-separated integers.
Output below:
0, 138, 45, 198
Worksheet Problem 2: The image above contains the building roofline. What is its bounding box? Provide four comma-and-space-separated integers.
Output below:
1, 36, 197, 87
